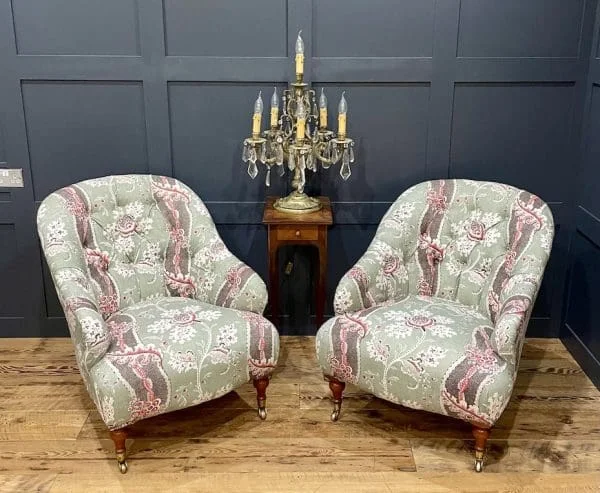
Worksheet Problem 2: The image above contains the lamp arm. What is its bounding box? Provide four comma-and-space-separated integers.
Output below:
313, 141, 336, 165
262, 155, 279, 165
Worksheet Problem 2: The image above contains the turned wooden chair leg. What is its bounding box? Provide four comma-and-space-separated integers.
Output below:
109, 428, 129, 474
328, 378, 346, 422
253, 377, 270, 420
472, 425, 491, 473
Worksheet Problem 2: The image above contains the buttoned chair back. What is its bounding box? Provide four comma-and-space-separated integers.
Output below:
334, 179, 553, 361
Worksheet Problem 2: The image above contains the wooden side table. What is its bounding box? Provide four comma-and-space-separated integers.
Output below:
263, 196, 333, 328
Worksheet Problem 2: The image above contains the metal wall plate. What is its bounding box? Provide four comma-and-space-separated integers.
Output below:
0, 168, 24, 188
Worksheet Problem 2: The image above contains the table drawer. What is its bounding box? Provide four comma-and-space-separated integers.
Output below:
276, 225, 319, 241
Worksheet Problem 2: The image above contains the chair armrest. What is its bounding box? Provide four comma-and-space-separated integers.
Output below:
334, 239, 408, 315
191, 237, 267, 314
37, 197, 110, 369
491, 273, 539, 362
52, 267, 111, 369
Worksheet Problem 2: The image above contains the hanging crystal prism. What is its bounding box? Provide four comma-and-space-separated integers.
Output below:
265, 167, 271, 187
247, 161, 258, 179
321, 142, 331, 168
282, 116, 292, 135
288, 152, 295, 171
340, 149, 351, 180
332, 145, 340, 164
340, 162, 351, 181
249, 147, 257, 164
276, 144, 284, 165
349, 145, 355, 163
242, 143, 250, 162
260, 142, 267, 163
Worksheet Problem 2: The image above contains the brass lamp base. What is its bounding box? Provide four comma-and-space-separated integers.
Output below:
274, 191, 322, 214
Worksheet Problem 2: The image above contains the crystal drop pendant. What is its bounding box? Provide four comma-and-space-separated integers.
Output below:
260, 142, 267, 163
332, 146, 340, 164
249, 147, 257, 164
340, 161, 351, 180
276, 145, 284, 165
248, 161, 258, 179
340, 149, 351, 180
265, 168, 271, 187
322, 142, 331, 168
289, 153, 295, 171
242, 144, 249, 162
349, 145, 355, 163
299, 154, 306, 170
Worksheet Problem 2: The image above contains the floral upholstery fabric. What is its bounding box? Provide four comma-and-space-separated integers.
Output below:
92, 297, 278, 429
37, 174, 279, 429
316, 180, 554, 427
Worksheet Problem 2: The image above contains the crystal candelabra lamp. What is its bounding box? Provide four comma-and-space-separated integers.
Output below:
242, 31, 356, 214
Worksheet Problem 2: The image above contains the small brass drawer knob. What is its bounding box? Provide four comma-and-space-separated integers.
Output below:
295, 230, 301, 237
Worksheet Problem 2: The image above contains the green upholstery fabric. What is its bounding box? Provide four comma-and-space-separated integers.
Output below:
316, 180, 554, 428
92, 297, 278, 429
38, 175, 278, 429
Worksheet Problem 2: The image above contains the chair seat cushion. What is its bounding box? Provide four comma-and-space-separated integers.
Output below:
316, 295, 514, 427
90, 297, 279, 429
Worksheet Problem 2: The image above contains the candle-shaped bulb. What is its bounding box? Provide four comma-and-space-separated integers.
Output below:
295, 30, 305, 77
270, 87, 279, 127
338, 91, 347, 114
319, 88, 328, 129
319, 88, 327, 109
338, 91, 347, 137
252, 91, 263, 135
295, 30, 304, 54
254, 91, 263, 114
296, 99, 306, 141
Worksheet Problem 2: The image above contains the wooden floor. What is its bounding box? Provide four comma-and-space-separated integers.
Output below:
0, 337, 599, 492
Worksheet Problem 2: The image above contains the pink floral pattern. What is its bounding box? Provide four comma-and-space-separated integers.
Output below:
317, 179, 554, 427
37, 175, 279, 430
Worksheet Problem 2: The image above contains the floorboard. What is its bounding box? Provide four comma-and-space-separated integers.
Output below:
0, 336, 598, 492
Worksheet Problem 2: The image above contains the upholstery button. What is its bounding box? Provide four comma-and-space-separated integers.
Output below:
295, 230, 300, 237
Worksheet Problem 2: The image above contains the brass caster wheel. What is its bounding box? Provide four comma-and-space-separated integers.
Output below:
474, 448, 485, 473
331, 401, 341, 422
118, 461, 128, 474
258, 407, 267, 420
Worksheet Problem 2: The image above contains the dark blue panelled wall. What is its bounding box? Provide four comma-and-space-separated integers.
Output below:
0, 0, 599, 384
562, 2, 600, 388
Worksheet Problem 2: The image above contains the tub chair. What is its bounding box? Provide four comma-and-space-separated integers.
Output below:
315, 179, 554, 472
37, 175, 279, 473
